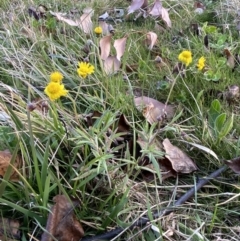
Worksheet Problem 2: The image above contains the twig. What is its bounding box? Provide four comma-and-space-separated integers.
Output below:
81, 165, 228, 241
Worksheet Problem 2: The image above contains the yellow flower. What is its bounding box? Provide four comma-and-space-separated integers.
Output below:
178, 50, 193, 66
94, 26, 103, 34
197, 56, 206, 71
50, 71, 63, 83
44, 82, 68, 101
77, 62, 95, 78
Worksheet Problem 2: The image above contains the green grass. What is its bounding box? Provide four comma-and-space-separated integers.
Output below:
0, 0, 240, 240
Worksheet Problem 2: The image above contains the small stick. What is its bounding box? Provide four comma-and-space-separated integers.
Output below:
81, 165, 228, 241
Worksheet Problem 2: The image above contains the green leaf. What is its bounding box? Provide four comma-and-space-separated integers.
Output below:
208, 99, 221, 129
219, 114, 234, 139
214, 113, 226, 133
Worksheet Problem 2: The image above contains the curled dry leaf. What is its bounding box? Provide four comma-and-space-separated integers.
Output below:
137, 137, 176, 181
41, 195, 84, 241
161, 7, 171, 28
224, 85, 240, 103
99, 21, 110, 35
0, 218, 20, 241
225, 157, 240, 174
113, 37, 127, 61
0, 150, 22, 181
146, 31, 158, 50
224, 49, 235, 69
100, 35, 127, 74
134, 96, 175, 124
117, 114, 131, 133
50, 8, 93, 34
104, 56, 121, 74
163, 138, 197, 173
149, 0, 171, 28
78, 9, 93, 34
149, 0, 162, 17
99, 35, 112, 60
28, 98, 49, 115
50, 11, 78, 26
128, 0, 148, 14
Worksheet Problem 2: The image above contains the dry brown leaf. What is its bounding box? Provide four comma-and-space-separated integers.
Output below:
0, 150, 22, 181
224, 49, 235, 69
50, 8, 93, 34
224, 85, 240, 103
128, 0, 148, 14
162, 138, 197, 173
41, 195, 84, 241
113, 37, 127, 61
99, 35, 112, 60
161, 7, 171, 28
149, 0, 171, 28
78, 10, 93, 34
134, 96, 175, 124
146, 31, 158, 50
99, 21, 110, 35
117, 114, 130, 133
172, 62, 186, 77
136, 135, 176, 182
50, 12, 79, 26
27, 98, 49, 115
225, 158, 240, 174
149, 0, 162, 17
0, 218, 20, 241
104, 56, 121, 74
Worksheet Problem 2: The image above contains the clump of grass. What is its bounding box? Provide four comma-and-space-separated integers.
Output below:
0, 0, 240, 240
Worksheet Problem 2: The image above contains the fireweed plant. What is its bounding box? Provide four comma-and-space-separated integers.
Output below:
0, 0, 239, 240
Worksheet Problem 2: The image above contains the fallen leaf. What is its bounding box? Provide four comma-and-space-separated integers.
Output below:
98, 12, 109, 21
41, 195, 84, 241
161, 7, 171, 28
172, 62, 186, 77
50, 8, 93, 34
163, 138, 197, 173
224, 85, 240, 103
104, 56, 121, 74
99, 35, 112, 60
128, 0, 148, 14
204, 35, 209, 49
116, 114, 131, 133
149, 0, 162, 17
0, 218, 20, 241
99, 21, 110, 35
224, 49, 235, 69
137, 135, 176, 182
146, 31, 158, 50
108, 24, 115, 35
225, 157, 240, 174
78, 9, 93, 34
50, 11, 79, 26
28, 98, 49, 115
0, 150, 22, 181
113, 37, 127, 61
134, 96, 175, 124
83, 111, 102, 127
149, 0, 171, 27
28, 7, 41, 20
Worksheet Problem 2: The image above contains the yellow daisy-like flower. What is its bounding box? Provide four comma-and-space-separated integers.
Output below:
50, 71, 63, 83
178, 50, 193, 66
197, 56, 206, 71
77, 62, 95, 78
94, 26, 103, 34
44, 82, 68, 101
